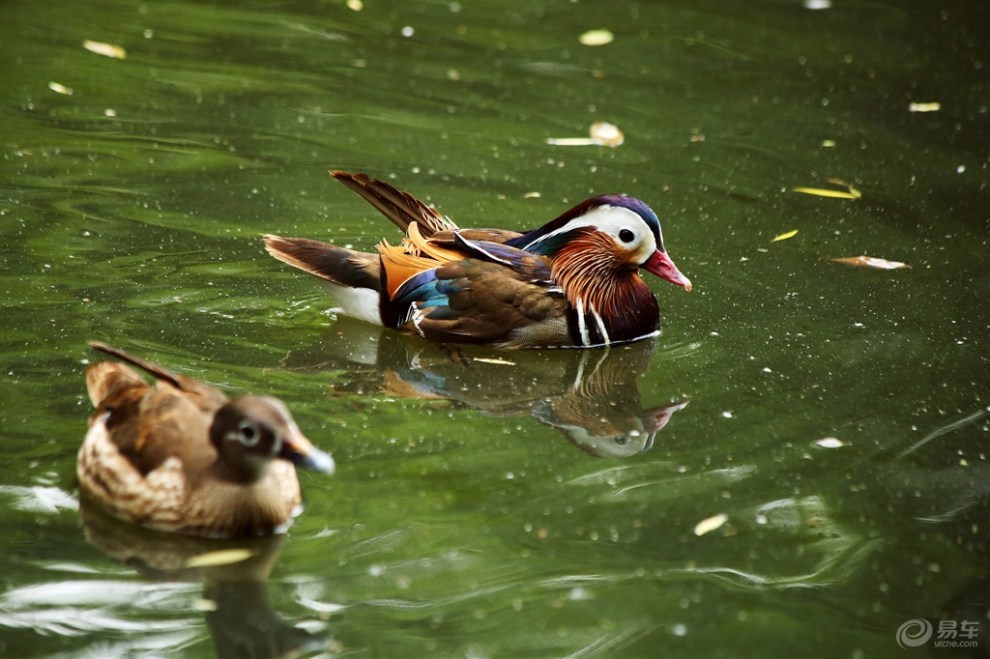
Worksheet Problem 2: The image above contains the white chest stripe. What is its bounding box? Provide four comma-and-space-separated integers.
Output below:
575, 297, 590, 346
574, 298, 611, 347
591, 308, 610, 346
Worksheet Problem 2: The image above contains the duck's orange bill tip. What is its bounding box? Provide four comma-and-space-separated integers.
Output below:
283, 433, 336, 475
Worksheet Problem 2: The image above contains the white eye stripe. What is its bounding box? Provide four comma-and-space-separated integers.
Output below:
525, 205, 658, 254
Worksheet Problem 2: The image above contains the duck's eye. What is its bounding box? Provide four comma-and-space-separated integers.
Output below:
618, 229, 635, 243
237, 420, 260, 446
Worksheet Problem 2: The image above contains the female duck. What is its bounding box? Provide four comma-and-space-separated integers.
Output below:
77, 342, 334, 538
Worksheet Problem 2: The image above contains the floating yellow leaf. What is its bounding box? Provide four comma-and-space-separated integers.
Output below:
48, 81, 73, 96
792, 187, 859, 199
579, 29, 614, 46
908, 101, 940, 113
793, 178, 861, 200
772, 229, 799, 242
346, 0, 364, 10
693, 513, 727, 536
185, 548, 255, 568
83, 40, 127, 60
828, 256, 910, 270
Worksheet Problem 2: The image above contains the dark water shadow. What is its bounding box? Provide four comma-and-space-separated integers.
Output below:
79, 500, 328, 659
279, 317, 688, 458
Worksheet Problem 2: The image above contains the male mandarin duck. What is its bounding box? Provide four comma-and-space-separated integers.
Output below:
77, 342, 334, 538
264, 171, 691, 349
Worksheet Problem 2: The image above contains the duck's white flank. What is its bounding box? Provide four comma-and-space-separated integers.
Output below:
317, 280, 382, 325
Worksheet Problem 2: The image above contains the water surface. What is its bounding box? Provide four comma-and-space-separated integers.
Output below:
1, 1, 988, 657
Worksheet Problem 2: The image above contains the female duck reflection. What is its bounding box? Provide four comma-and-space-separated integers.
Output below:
79, 501, 330, 658
283, 317, 688, 457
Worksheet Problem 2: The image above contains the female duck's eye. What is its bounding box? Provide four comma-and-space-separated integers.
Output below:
618, 229, 635, 243
237, 420, 260, 446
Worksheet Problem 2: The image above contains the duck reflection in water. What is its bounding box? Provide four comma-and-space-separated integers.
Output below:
79, 500, 330, 658
285, 317, 688, 457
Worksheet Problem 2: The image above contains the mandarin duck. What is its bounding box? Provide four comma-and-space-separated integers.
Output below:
77, 341, 334, 538
264, 171, 691, 349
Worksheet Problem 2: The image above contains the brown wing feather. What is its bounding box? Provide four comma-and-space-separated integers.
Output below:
430, 228, 524, 244
406, 259, 571, 347
86, 365, 217, 476
89, 342, 226, 409
331, 171, 458, 236
264, 234, 380, 290
86, 360, 147, 407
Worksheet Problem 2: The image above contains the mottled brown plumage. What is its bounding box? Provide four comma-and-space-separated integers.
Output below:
77, 342, 334, 538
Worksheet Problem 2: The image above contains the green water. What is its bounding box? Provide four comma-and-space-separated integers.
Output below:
1, 0, 988, 656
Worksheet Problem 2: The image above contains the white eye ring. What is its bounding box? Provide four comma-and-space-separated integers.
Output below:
237, 420, 261, 447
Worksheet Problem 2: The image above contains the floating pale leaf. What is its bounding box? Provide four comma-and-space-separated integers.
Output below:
908, 101, 940, 113
185, 548, 255, 568
823, 177, 861, 196
472, 357, 517, 365
346, 0, 364, 10
83, 40, 127, 60
579, 29, 614, 46
547, 121, 624, 147
590, 121, 624, 146
48, 81, 73, 96
815, 437, 845, 448
694, 513, 727, 536
772, 229, 799, 242
545, 137, 598, 146
828, 256, 910, 270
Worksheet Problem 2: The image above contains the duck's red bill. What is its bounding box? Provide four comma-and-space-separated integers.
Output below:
644, 250, 693, 292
